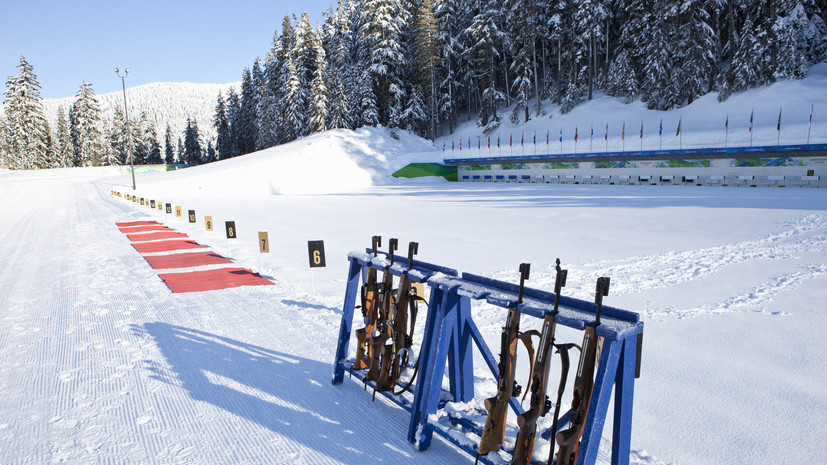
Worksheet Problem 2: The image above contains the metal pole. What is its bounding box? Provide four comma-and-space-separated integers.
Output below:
115, 68, 136, 190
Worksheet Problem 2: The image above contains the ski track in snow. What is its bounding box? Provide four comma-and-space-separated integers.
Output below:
0, 176, 472, 464
492, 213, 827, 320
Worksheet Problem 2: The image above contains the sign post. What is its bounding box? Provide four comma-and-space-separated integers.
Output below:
225, 221, 237, 257
258, 231, 270, 272
307, 240, 326, 294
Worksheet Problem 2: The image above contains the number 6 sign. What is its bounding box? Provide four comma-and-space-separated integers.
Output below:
307, 240, 326, 268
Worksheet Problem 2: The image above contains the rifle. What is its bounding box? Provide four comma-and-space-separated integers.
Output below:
553, 277, 610, 465
365, 238, 398, 384
477, 263, 531, 461
511, 259, 567, 465
375, 241, 419, 393
353, 236, 382, 371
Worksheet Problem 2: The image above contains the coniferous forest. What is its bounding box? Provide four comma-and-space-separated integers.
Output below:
2, 0, 826, 169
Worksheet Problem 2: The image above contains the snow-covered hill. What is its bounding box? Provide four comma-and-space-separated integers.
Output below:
39, 81, 239, 142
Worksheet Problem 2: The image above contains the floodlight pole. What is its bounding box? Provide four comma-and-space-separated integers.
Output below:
115, 67, 136, 190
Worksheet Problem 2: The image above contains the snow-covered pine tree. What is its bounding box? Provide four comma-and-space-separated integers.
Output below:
773, 1, 810, 80
238, 67, 258, 156
132, 112, 150, 165
164, 125, 175, 165
183, 118, 203, 165
640, 2, 677, 110
71, 82, 105, 166
213, 92, 232, 160
176, 137, 184, 164
3, 56, 50, 170
505, 0, 542, 122
465, 0, 505, 130
725, 15, 765, 97
257, 32, 286, 149
361, 0, 408, 128
142, 114, 162, 165
310, 29, 329, 133
401, 84, 428, 134
282, 52, 308, 141
412, 0, 441, 138
226, 88, 241, 158
673, 0, 717, 105
54, 106, 72, 167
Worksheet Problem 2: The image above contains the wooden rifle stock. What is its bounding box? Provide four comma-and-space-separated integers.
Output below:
477, 263, 530, 459
353, 236, 381, 371
553, 277, 610, 465
376, 242, 418, 392
365, 238, 397, 383
512, 260, 567, 465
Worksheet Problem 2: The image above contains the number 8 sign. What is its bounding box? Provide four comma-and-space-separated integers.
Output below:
225, 221, 237, 239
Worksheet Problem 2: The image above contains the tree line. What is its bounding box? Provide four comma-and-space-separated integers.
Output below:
212, 0, 826, 161
1, 57, 214, 170
3, 1, 826, 169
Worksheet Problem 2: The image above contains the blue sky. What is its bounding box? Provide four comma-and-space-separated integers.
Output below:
1, 0, 334, 99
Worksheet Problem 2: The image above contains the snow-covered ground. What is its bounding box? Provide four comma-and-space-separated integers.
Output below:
2, 67, 827, 464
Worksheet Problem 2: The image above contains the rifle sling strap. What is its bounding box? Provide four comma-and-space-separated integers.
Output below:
511, 329, 541, 402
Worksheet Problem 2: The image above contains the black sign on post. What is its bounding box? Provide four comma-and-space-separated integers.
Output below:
307, 240, 326, 268
165, 203, 172, 214
225, 221, 237, 239
188, 210, 196, 223
150, 200, 156, 208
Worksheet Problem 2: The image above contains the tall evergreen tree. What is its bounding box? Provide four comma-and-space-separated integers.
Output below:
54, 106, 72, 167
164, 125, 175, 164
309, 29, 329, 133
362, 0, 408, 127
3, 56, 50, 170
465, 0, 506, 129
71, 82, 105, 166
183, 118, 203, 165
214, 92, 232, 160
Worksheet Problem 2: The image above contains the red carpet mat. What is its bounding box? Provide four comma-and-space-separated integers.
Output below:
119, 225, 171, 233
132, 240, 208, 254
157, 267, 274, 293
116, 220, 160, 227
128, 231, 190, 242
143, 251, 234, 270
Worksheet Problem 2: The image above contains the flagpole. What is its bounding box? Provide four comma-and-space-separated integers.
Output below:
777, 107, 782, 146
725, 114, 729, 148
807, 104, 813, 144
590, 125, 593, 152
750, 109, 754, 147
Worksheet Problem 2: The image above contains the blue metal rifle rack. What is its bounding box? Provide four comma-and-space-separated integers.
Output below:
332, 252, 644, 465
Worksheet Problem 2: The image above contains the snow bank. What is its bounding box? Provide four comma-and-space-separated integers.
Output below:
135, 126, 439, 197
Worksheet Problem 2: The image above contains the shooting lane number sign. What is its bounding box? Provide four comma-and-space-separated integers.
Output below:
205, 216, 213, 231
150, 200, 156, 208
307, 240, 326, 268
225, 221, 237, 239
188, 210, 196, 223
258, 232, 270, 253
157, 201, 163, 211
165, 203, 172, 214
175, 206, 182, 218
140, 198, 145, 206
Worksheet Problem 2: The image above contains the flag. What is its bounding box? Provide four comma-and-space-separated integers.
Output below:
469, 137, 471, 150
622, 122, 625, 140
725, 114, 729, 129
478, 138, 480, 150
559, 129, 563, 142
459, 139, 462, 151
659, 119, 663, 136
749, 109, 754, 133
533, 133, 536, 146
777, 107, 782, 131
521, 133, 524, 146
497, 136, 500, 148
574, 127, 578, 142
510, 134, 512, 147
546, 130, 549, 145
605, 124, 608, 141
810, 105, 813, 124
591, 126, 594, 139
640, 121, 643, 139
487, 136, 490, 149
442, 142, 445, 151
452, 141, 454, 151
676, 118, 681, 136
